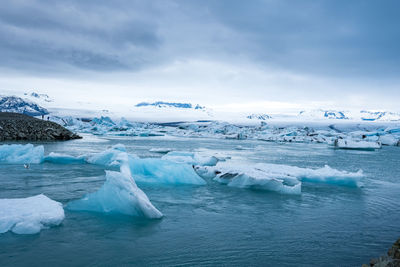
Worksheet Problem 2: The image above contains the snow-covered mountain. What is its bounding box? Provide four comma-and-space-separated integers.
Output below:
246, 113, 272, 120
0, 96, 49, 116
360, 110, 400, 121
298, 109, 349, 120
24, 92, 53, 103
135, 101, 205, 110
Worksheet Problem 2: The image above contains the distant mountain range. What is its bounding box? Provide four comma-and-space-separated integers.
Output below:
0, 94, 399, 122
135, 101, 205, 110
24, 92, 53, 102
246, 113, 272, 120
0, 96, 49, 116
299, 109, 400, 121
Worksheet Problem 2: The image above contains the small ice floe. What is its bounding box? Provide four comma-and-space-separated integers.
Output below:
162, 151, 218, 166
334, 138, 382, 151
0, 194, 65, 234
149, 148, 173, 154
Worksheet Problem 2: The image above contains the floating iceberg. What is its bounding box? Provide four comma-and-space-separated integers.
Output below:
67, 164, 163, 219
196, 161, 363, 191
254, 163, 363, 187
334, 139, 382, 150
149, 148, 173, 154
86, 144, 136, 167
162, 151, 218, 166
0, 194, 64, 234
44, 152, 86, 164
379, 135, 399, 146
0, 144, 44, 164
129, 157, 206, 185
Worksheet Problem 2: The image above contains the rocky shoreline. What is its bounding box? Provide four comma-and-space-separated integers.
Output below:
0, 112, 81, 141
363, 238, 400, 267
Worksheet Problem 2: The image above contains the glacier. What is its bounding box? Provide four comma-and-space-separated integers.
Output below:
0, 144, 44, 164
0, 194, 64, 234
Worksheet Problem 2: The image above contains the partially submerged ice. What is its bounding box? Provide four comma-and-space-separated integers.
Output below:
86, 144, 133, 167
0, 194, 64, 234
195, 161, 363, 194
128, 157, 206, 185
44, 152, 86, 164
0, 144, 44, 164
162, 151, 218, 166
334, 138, 382, 150
67, 155, 163, 218
67, 169, 163, 218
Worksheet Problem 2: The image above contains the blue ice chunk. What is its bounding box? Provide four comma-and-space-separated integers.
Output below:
162, 151, 218, 166
128, 157, 206, 185
44, 152, 86, 164
0, 144, 44, 164
86, 144, 134, 167
66, 169, 163, 219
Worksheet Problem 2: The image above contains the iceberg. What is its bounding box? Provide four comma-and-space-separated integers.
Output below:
67, 162, 163, 219
334, 138, 382, 150
129, 157, 206, 185
86, 144, 136, 167
379, 135, 399, 146
44, 152, 86, 164
149, 148, 173, 154
196, 161, 363, 191
254, 163, 363, 187
0, 194, 64, 234
162, 151, 218, 166
0, 144, 44, 164
195, 163, 301, 195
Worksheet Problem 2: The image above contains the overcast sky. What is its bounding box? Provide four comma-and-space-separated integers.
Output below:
1, 0, 399, 112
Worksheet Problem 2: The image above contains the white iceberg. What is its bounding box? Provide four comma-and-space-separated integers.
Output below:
162, 151, 218, 166
0, 144, 44, 164
196, 161, 363, 192
378, 135, 399, 146
149, 148, 173, 154
67, 162, 163, 219
0, 194, 64, 234
334, 138, 382, 150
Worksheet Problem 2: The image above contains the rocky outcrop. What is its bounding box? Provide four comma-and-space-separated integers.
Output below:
0, 112, 81, 141
363, 238, 400, 267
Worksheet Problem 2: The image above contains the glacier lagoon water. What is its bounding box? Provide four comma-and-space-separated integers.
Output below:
0, 134, 399, 266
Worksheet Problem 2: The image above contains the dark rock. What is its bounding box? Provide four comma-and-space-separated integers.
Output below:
0, 112, 81, 141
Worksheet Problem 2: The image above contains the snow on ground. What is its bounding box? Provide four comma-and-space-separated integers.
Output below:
0, 194, 64, 234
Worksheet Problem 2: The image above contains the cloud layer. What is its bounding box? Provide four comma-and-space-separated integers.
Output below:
1, 0, 399, 111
